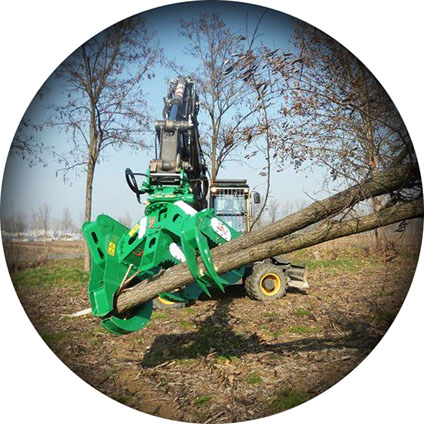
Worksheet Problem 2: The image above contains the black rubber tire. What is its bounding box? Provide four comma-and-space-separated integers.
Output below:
245, 263, 287, 301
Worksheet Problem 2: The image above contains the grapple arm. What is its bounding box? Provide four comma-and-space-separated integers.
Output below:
83, 200, 244, 335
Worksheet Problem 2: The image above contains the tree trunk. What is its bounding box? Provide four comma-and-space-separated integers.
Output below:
211, 128, 217, 183
208, 163, 419, 260
84, 113, 98, 271
360, 64, 382, 250
83, 158, 95, 271
113, 163, 421, 315
372, 196, 382, 249
115, 199, 422, 315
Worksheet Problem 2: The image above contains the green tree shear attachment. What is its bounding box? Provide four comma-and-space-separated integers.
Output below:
83, 201, 244, 335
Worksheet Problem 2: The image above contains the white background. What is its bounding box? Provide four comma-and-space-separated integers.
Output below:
1, 1, 423, 423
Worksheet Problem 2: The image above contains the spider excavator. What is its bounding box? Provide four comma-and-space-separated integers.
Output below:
82, 77, 307, 335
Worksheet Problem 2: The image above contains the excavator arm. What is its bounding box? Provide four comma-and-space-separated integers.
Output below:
82, 77, 241, 335
148, 77, 208, 208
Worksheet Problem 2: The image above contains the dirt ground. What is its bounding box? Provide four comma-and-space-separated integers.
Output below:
10, 239, 421, 423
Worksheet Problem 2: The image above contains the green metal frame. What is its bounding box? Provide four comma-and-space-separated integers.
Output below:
83, 170, 244, 335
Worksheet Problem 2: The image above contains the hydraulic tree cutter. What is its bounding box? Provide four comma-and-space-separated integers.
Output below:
83, 77, 245, 335
83, 77, 307, 335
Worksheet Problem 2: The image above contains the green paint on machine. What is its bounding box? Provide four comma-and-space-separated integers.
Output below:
82, 169, 244, 335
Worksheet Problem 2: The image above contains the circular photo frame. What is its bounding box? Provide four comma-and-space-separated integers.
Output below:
1, 1, 423, 423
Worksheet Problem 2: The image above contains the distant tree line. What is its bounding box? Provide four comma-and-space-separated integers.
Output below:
2, 205, 74, 237
2, 206, 135, 239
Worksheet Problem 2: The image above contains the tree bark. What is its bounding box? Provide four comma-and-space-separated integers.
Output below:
205, 163, 420, 260
84, 113, 98, 271
83, 158, 95, 271
116, 181, 424, 313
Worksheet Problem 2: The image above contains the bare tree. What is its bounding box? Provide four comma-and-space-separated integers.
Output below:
2, 212, 27, 236
222, 14, 290, 228
294, 199, 309, 214
255, 22, 415, 248
267, 198, 280, 223
42, 16, 160, 269
118, 211, 132, 228
227, 20, 416, 248
251, 198, 265, 230
38, 203, 51, 239
177, 12, 260, 181
279, 200, 295, 219
11, 87, 50, 165
61, 207, 73, 234
28, 209, 39, 236
2, 216, 15, 233
15, 212, 26, 236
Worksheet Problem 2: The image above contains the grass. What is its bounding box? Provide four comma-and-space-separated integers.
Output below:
286, 325, 316, 334
111, 394, 133, 405
260, 324, 282, 337
373, 310, 398, 325
181, 340, 210, 357
83, 327, 108, 345
12, 259, 88, 290
264, 311, 280, 319
152, 311, 169, 319
174, 358, 195, 367
400, 249, 420, 261
141, 350, 166, 367
106, 368, 119, 377
191, 333, 244, 358
186, 334, 245, 358
379, 289, 396, 297
182, 307, 196, 316
293, 308, 312, 317
216, 354, 238, 363
262, 329, 283, 338
193, 395, 211, 406
301, 257, 373, 273
41, 331, 68, 345
269, 389, 310, 413
143, 329, 248, 366
179, 320, 197, 330
246, 371, 262, 385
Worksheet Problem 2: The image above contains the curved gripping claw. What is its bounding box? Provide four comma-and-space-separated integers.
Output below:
180, 210, 244, 296
83, 204, 244, 335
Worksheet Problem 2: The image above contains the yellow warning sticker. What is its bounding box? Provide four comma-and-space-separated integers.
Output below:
107, 242, 116, 256
129, 223, 139, 237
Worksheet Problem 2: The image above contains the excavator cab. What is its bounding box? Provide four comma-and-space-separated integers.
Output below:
209, 179, 260, 233
209, 180, 309, 298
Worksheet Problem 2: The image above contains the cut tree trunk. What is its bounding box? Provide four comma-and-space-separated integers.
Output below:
201, 163, 420, 260
115, 195, 422, 315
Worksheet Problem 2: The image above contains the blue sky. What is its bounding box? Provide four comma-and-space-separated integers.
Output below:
1, 1, 327, 226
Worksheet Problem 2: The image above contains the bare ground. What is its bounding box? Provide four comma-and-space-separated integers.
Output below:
10, 243, 420, 423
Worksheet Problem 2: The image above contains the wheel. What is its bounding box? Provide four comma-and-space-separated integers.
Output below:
244, 263, 287, 301
152, 296, 186, 309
